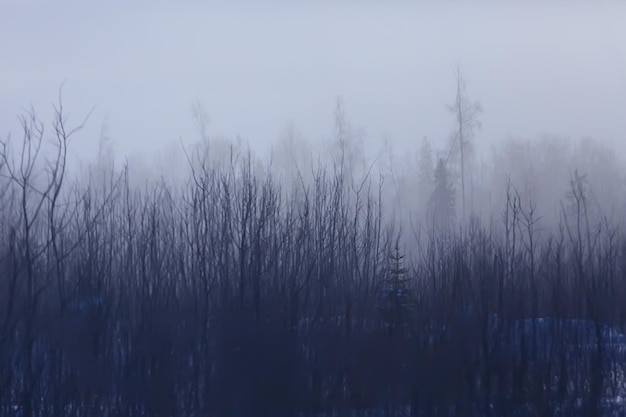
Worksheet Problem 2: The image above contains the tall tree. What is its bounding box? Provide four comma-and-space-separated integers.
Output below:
448, 66, 482, 221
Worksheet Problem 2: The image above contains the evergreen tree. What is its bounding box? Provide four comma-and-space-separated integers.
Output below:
381, 241, 413, 337
429, 158, 456, 231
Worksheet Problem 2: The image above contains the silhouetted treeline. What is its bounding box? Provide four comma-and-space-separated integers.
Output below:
2, 107, 626, 417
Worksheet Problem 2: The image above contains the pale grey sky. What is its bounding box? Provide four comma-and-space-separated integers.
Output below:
2, 1, 626, 166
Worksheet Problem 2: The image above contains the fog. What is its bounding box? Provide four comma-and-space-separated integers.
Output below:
3, 1, 626, 162
4, 3, 626, 415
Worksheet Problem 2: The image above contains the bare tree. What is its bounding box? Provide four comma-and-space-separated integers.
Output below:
0, 91, 90, 416
3, 92, 626, 416
448, 65, 482, 221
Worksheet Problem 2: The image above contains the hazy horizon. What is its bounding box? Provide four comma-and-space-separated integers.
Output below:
2, 1, 626, 167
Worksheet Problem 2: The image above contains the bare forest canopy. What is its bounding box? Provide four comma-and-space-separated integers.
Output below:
2, 91, 626, 417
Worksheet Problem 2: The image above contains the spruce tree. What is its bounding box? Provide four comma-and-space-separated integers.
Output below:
429, 158, 456, 231
381, 241, 413, 337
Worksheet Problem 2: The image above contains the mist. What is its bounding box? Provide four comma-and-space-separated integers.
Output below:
3, 2, 626, 416
3, 1, 626, 161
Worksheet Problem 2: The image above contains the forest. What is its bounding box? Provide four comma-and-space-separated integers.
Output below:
2, 86, 626, 417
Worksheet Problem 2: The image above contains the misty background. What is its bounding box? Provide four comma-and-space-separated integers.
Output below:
3, 1, 626, 164
5, 2, 626, 416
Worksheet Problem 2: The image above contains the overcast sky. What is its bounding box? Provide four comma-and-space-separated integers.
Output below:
2, 1, 626, 166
